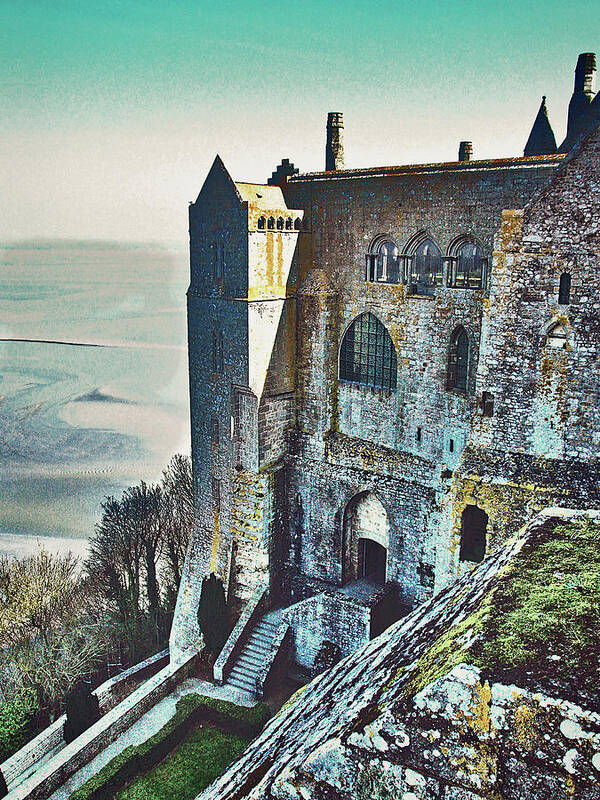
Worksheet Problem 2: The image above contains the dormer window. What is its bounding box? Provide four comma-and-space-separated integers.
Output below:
365, 239, 400, 283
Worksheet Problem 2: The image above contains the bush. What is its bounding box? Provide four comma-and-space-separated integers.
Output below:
63, 681, 101, 744
197, 574, 229, 655
0, 687, 37, 762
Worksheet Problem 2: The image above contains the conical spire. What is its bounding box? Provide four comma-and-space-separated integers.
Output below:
524, 96, 557, 156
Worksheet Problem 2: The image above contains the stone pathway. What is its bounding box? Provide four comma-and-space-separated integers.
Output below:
47, 677, 256, 800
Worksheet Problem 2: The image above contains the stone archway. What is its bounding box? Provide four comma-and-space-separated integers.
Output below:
342, 491, 389, 585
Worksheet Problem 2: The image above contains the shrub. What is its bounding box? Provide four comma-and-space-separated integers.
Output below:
0, 687, 37, 763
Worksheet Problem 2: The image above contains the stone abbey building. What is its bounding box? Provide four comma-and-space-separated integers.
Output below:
171, 53, 600, 680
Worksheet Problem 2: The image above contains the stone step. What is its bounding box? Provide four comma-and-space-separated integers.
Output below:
227, 676, 255, 694
236, 652, 263, 669
228, 672, 256, 692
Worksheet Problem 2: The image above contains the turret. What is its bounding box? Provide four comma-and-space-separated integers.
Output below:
325, 112, 345, 171
561, 53, 596, 151
524, 96, 557, 156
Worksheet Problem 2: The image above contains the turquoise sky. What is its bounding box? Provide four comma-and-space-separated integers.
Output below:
2, 0, 597, 242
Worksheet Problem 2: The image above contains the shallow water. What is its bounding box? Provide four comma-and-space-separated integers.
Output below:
0, 241, 190, 554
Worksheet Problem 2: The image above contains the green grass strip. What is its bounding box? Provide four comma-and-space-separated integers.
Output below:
69, 694, 270, 800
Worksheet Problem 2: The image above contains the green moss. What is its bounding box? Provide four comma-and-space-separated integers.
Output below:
69, 694, 271, 800
114, 726, 248, 800
407, 520, 600, 704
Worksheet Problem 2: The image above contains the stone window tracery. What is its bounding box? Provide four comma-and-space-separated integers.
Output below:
365, 240, 400, 284
408, 239, 443, 295
453, 242, 485, 288
339, 312, 397, 391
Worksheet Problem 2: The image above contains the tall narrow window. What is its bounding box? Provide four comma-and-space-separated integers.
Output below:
459, 505, 488, 562
409, 239, 443, 294
454, 242, 485, 288
558, 272, 571, 305
276, 217, 284, 230
339, 312, 397, 391
285, 217, 293, 230
212, 329, 224, 373
212, 477, 221, 511
215, 241, 224, 279
258, 216, 266, 230
294, 218, 302, 230
267, 217, 275, 230
447, 326, 469, 392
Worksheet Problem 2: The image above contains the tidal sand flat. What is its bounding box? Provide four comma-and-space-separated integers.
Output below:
0, 241, 190, 556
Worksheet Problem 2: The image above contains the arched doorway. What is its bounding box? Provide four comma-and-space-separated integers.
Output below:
343, 492, 389, 585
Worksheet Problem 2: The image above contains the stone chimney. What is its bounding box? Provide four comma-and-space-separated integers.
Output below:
458, 141, 473, 162
326, 112, 345, 171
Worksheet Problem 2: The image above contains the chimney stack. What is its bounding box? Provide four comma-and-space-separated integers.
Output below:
458, 141, 473, 162
326, 112, 345, 171
575, 52, 596, 96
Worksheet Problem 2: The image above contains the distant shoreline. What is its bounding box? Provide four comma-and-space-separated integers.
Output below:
0, 338, 106, 348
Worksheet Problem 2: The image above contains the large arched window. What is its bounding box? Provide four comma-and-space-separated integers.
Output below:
447, 326, 470, 392
365, 239, 400, 284
454, 242, 485, 288
409, 239, 443, 294
339, 312, 397, 391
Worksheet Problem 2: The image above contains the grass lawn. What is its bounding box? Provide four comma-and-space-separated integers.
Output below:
114, 724, 249, 800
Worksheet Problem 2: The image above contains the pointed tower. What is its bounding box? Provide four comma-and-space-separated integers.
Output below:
560, 53, 596, 152
524, 96, 557, 156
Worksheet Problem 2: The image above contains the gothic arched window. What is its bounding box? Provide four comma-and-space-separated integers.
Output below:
558, 272, 571, 305
339, 312, 397, 391
267, 217, 275, 230
285, 217, 293, 230
447, 326, 469, 392
258, 216, 266, 230
276, 216, 284, 230
409, 239, 443, 294
294, 218, 302, 230
459, 505, 488, 562
365, 240, 400, 283
455, 242, 485, 288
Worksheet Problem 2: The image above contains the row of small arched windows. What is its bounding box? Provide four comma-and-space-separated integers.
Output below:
257, 216, 304, 231
366, 236, 487, 293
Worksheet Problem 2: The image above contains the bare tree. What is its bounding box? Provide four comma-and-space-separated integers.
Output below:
160, 454, 194, 602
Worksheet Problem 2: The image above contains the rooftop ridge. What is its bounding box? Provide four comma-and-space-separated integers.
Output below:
289, 153, 565, 182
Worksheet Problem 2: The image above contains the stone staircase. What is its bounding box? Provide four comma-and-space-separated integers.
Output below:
225, 610, 283, 696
